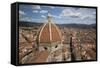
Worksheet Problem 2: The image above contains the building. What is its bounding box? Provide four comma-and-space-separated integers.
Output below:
36, 14, 63, 62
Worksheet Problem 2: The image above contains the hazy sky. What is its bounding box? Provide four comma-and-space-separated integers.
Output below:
19, 4, 96, 24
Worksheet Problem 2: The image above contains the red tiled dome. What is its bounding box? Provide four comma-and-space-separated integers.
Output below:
38, 16, 62, 43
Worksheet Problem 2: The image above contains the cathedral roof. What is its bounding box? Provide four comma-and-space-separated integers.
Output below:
38, 15, 62, 43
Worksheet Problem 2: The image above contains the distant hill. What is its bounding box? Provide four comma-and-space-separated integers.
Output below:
19, 21, 96, 29
19, 21, 43, 27
57, 23, 96, 29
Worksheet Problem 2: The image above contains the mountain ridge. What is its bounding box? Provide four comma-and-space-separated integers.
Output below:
19, 21, 96, 29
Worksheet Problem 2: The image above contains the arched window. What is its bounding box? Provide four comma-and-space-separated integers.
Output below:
44, 47, 47, 50
55, 45, 58, 48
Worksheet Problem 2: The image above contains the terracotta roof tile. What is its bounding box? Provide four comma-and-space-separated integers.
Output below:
38, 21, 61, 43
34, 51, 49, 63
